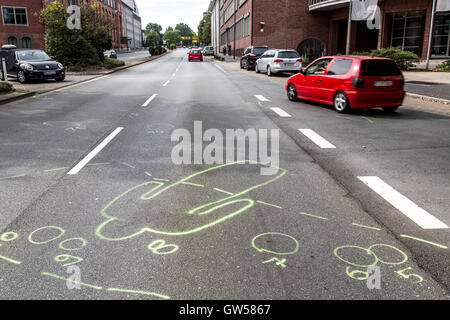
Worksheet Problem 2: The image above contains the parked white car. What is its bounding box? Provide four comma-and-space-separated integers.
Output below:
255, 49, 302, 76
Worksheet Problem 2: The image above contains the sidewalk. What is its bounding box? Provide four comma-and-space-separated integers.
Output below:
0, 51, 169, 106
403, 71, 450, 85
212, 57, 450, 117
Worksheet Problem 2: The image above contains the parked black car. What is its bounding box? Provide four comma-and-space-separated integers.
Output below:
0, 45, 65, 84
240, 46, 269, 70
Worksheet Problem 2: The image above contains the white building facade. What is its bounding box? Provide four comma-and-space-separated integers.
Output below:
209, 0, 220, 55
121, 0, 142, 49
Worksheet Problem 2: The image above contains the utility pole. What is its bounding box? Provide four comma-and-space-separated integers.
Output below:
346, 0, 353, 54
425, 0, 437, 70
233, 0, 236, 60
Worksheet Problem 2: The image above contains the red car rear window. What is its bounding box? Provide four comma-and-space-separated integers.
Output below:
191, 50, 201, 54
361, 60, 401, 76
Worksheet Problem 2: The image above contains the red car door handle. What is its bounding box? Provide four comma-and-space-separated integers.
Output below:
317, 78, 323, 82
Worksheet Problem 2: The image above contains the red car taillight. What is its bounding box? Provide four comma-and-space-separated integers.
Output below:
400, 77, 405, 88
352, 77, 365, 88
274, 59, 284, 63
249, 53, 256, 57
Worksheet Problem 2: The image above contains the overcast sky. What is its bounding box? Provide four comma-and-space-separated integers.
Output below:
135, 0, 211, 34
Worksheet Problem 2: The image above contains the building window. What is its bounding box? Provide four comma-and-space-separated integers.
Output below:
432, 13, 450, 57
2, 7, 28, 25
22, 37, 31, 48
8, 36, 18, 47
390, 12, 425, 56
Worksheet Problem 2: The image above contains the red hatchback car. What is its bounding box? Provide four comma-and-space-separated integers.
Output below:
286, 56, 405, 113
188, 49, 203, 62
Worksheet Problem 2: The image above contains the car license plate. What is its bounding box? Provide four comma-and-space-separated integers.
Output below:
374, 81, 392, 87
284, 63, 294, 66
44, 71, 56, 76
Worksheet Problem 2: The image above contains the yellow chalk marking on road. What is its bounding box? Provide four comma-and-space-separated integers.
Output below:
0, 174, 26, 181
106, 288, 170, 299
351, 223, 381, 231
297, 212, 328, 220
256, 201, 282, 209
399, 234, 448, 249
213, 188, 234, 196
41, 272, 103, 290
0, 255, 22, 265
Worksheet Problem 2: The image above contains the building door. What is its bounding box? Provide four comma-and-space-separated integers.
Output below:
355, 21, 379, 52
336, 20, 347, 55
297, 38, 325, 65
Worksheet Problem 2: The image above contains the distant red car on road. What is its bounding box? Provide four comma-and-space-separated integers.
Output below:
286, 56, 405, 113
188, 49, 203, 62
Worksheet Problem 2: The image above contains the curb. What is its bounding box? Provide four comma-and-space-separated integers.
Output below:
0, 51, 171, 105
0, 91, 37, 106
406, 93, 450, 105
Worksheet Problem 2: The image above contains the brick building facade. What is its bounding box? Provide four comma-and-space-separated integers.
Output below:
1, 0, 127, 50
0, 0, 45, 49
210, 0, 450, 61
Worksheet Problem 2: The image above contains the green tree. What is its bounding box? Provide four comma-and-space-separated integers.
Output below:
145, 30, 160, 47
39, 1, 112, 68
175, 23, 195, 46
198, 13, 211, 45
145, 22, 162, 35
145, 22, 163, 45
163, 29, 181, 47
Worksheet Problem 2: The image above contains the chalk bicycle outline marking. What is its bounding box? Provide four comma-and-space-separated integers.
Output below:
96, 161, 287, 240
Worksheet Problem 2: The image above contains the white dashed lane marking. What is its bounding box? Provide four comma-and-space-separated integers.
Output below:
270, 107, 292, 118
299, 129, 336, 149
358, 176, 449, 230
142, 94, 158, 107
68, 127, 124, 175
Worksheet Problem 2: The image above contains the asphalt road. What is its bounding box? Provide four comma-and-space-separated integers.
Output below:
0, 49, 448, 300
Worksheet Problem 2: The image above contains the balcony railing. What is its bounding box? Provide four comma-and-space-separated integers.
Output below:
309, 0, 349, 11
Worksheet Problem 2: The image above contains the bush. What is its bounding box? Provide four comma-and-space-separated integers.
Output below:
103, 57, 125, 69
352, 47, 420, 70
0, 82, 13, 94
170, 44, 176, 50
433, 60, 450, 72
149, 46, 167, 56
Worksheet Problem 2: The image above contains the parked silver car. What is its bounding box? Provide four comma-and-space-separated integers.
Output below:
255, 49, 302, 76
203, 46, 214, 56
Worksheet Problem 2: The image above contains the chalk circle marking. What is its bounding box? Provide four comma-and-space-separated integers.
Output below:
368, 244, 408, 265
28, 226, 66, 245
59, 238, 88, 251
147, 240, 179, 255
252, 232, 299, 256
1, 232, 19, 242
334, 244, 409, 268
334, 245, 378, 268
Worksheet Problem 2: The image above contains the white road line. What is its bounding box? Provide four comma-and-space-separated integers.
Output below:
270, 107, 292, 118
255, 95, 270, 102
67, 127, 124, 175
214, 64, 227, 73
299, 129, 336, 149
142, 94, 158, 107
163, 80, 170, 87
358, 176, 449, 229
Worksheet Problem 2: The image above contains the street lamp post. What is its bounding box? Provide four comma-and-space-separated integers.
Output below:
233, 0, 236, 60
